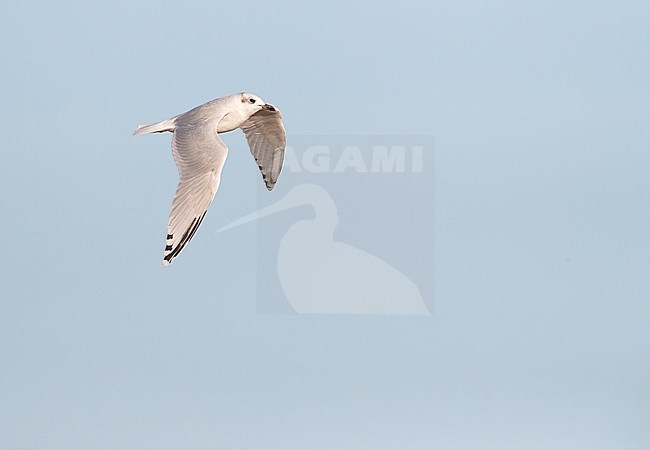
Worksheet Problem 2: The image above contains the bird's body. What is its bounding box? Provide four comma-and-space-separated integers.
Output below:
134, 92, 286, 265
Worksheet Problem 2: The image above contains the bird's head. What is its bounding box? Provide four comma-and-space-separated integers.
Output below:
240, 92, 265, 112
240, 92, 278, 113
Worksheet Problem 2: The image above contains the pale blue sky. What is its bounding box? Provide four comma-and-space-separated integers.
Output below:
1, 1, 649, 448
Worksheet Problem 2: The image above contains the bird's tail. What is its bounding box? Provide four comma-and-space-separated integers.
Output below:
133, 117, 177, 135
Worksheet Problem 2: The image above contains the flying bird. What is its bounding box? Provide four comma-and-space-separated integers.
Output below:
134, 93, 286, 266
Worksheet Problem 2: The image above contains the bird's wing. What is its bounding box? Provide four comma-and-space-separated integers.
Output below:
163, 112, 228, 266
240, 105, 286, 190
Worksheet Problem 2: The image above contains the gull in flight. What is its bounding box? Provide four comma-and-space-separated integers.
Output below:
134, 92, 286, 266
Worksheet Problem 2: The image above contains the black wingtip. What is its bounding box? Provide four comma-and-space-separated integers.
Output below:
161, 211, 208, 266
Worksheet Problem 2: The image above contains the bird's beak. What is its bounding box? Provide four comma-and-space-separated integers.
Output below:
262, 104, 277, 112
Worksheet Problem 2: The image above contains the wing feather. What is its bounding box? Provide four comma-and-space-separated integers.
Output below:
163, 112, 228, 266
240, 106, 286, 190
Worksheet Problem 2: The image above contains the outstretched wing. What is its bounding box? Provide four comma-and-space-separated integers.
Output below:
240, 105, 286, 190
163, 112, 228, 266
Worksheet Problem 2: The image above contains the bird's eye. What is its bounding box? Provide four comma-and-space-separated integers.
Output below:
249, 98, 256, 104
